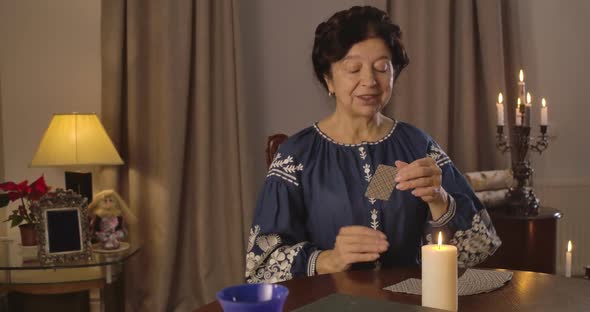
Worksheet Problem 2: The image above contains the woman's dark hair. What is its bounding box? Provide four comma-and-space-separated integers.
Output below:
312, 6, 409, 91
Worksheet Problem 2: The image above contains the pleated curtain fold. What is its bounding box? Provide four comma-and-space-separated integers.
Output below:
101, 1, 254, 310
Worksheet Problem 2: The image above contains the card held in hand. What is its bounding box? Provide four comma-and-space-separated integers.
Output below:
365, 164, 398, 201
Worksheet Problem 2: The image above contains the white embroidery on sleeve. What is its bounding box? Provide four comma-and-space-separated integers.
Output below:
266, 153, 304, 186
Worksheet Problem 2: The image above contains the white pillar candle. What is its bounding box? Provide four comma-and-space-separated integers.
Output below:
496, 93, 504, 126
541, 98, 548, 126
422, 232, 458, 311
566, 240, 572, 278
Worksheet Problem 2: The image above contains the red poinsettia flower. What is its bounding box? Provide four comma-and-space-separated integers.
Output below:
0, 180, 28, 201
0, 175, 50, 227
27, 176, 49, 201
0, 181, 23, 191
0, 180, 27, 192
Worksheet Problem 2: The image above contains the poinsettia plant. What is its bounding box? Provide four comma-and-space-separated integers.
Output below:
0, 176, 50, 227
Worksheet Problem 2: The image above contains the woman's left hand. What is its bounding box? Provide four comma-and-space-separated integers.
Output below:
394, 158, 449, 220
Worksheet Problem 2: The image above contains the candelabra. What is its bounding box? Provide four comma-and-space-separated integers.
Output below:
495, 70, 550, 216
496, 125, 549, 216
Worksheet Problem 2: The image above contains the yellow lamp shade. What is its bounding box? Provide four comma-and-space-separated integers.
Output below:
31, 113, 123, 167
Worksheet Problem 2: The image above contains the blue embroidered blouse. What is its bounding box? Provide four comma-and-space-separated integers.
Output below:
245, 121, 501, 283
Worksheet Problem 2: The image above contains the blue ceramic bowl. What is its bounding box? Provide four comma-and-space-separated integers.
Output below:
216, 283, 289, 312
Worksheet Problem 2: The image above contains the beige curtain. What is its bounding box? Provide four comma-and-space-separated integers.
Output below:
101, 0, 255, 310
385, 0, 517, 172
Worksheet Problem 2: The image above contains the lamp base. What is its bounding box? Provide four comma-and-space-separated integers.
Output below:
65, 171, 92, 204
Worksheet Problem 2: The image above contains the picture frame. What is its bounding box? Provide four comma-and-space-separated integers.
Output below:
32, 188, 93, 264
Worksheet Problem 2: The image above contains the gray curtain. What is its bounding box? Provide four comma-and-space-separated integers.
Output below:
386, 0, 518, 172
101, 0, 255, 310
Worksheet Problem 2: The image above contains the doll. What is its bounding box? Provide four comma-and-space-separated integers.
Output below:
89, 190, 137, 250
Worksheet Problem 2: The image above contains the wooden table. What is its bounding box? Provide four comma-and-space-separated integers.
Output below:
196, 267, 590, 311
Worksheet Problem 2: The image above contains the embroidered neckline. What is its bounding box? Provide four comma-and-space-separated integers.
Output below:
313, 120, 397, 147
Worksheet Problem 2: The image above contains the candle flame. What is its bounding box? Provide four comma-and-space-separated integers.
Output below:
519, 69, 524, 82
437, 232, 442, 248
542, 98, 547, 108
517, 98, 521, 107
568, 240, 572, 252
527, 92, 532, 104
498, 93, 503, 104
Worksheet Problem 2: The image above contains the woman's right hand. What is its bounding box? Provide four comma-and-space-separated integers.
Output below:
316, 225, 389, 274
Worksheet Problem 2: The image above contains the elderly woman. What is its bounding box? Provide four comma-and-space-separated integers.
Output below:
246, 6, 501, 284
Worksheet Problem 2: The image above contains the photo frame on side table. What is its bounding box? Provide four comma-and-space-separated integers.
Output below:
32, 189, 93, 264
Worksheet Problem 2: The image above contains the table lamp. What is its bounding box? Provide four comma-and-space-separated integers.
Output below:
30, 113, 123, 203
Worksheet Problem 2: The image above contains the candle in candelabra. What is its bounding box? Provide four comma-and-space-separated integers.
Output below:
541, 98, 548, 125
525, 92, 532, 126
526, 92, 532, 106
518, 70, 526, 105
515, 98, 522, 126
496, 93, 504, 126
566, 240, 572, 277
422, 232, 458, 311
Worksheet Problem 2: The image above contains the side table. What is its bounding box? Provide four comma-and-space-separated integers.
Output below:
480, 207, 562, 274
0, 241, 139, 312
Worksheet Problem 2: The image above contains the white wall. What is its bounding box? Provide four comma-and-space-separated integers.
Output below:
516, 0, 590, 275
0, 0, 101, 238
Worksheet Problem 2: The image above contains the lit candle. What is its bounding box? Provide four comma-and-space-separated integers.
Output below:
496, 93, 504, 126
525, 92, 532, 126
515, 98, 522, 126
566, 240, 572, 278
541, 98, 548, 125
526, 92, 532, 106
422, 232, 458, 311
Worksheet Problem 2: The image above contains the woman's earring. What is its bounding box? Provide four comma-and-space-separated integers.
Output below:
328, 91, 335, 98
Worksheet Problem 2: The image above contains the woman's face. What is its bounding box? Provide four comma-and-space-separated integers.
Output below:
324, 37, 394, 118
